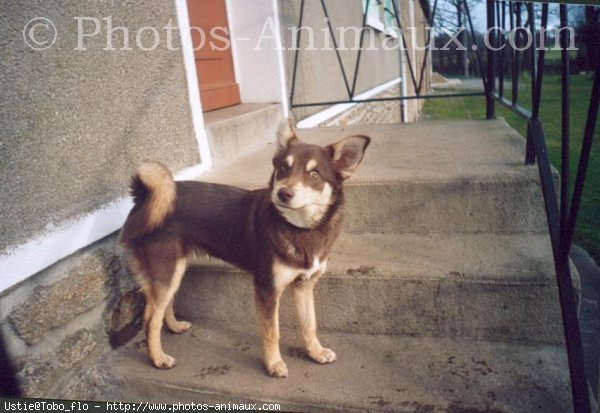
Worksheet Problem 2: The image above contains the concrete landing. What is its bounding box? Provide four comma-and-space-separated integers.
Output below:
199, 119, 548, 235
97, 321, 572, 413
202, 119, 536, 186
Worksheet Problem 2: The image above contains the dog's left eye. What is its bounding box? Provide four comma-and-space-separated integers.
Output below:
309, 170, 321, 180
279, 164, 289, 174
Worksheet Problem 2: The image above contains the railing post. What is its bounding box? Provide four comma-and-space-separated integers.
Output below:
486, 0, 496, 119
498, 1, 506, 99
512, 1, 521, 106
525, 3, 538, 164
559, 3, 570, 237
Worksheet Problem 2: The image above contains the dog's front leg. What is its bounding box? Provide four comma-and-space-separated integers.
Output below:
292, 273, 337, 364
255, 287, 288, 378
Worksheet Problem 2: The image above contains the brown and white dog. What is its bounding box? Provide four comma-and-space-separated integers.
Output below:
118, 119, 370, 378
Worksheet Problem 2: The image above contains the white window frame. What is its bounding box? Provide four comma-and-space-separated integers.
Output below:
363, 0, 399, 38
363, 0, 385, 32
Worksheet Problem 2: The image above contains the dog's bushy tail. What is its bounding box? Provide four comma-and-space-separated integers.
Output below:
119, 161, 176, 245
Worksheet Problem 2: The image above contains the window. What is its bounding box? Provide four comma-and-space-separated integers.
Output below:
362, 0, 399, 37
363, 0, 385, 31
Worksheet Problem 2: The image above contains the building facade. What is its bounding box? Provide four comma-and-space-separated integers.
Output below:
0, 0, 430, 397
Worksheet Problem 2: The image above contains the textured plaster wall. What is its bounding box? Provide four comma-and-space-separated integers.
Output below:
279, 0, 402, 121
279, 0, 431, 123
0, 0, 199, 254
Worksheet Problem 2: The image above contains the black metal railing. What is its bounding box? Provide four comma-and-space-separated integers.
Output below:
288, 0, 488, 113
486, 2, 599, 412
288, 2, 599, 412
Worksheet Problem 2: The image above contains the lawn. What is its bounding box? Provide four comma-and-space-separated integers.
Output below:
423, 74, 600, 262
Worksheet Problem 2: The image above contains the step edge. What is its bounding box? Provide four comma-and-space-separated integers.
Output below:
204, 104, 282, 129
185, 262, 558, 284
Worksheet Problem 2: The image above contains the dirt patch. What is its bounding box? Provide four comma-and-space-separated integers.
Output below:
194, 365, 231, 379
346, 266, 378, 277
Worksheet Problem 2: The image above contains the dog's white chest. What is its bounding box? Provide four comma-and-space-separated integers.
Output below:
273, 256, 327, 291
301, 256, 326, 280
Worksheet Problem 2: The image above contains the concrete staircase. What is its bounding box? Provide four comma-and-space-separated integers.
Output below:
97, 119, 575, 412
203, 103, 283, 166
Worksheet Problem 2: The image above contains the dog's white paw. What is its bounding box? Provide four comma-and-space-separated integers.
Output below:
168, 321, 192, 334
267, 360, 289, 378
309, 347, 337, 364
153, 353, 177, 369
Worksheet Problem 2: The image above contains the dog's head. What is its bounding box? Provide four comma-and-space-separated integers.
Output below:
270, 118, 370, 229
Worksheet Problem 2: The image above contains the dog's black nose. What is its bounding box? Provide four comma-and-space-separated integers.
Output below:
277, 188, 294, 203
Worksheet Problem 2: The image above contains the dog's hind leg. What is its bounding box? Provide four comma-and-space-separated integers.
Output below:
142, 292, 155, 334
146, 257, 187, 369
292, 274, 337, 365
126, 257, 155, 335
165, 298, 192, 334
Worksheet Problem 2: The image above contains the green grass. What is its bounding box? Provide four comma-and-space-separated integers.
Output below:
543, 48, 578, 63
423, 74, 600, 262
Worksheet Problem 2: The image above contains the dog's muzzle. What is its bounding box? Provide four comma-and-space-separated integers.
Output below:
277, 187, 294, 204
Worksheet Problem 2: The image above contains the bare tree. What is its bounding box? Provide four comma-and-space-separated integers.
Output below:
434, 0, 481, 77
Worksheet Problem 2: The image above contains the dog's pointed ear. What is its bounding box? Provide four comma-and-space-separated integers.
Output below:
328, 135, 371, 180
277, 117, 298, 150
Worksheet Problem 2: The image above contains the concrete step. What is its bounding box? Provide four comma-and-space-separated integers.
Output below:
200, 119, 549, 234
175, 233, 567, 344
96, 321, 572, 412
203, 103, 283, 166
